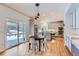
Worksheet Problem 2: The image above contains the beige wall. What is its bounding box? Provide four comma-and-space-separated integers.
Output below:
0, 4, 30, 52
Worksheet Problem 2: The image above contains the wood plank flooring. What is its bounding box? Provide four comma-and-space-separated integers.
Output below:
0, 37, 71, 56
44, 37, 71, 56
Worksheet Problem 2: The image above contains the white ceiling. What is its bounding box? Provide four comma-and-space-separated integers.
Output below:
4, 3, 70, 22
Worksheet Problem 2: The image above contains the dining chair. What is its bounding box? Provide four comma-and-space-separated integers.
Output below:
29, 37, 39, 53
41, 33, 48, 52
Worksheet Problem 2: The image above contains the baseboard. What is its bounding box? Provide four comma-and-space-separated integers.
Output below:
0, 50, 6, 54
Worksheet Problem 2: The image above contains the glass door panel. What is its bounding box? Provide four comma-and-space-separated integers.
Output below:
18, 22, 25, 43
23, 23, 26, 41
6, 21, 18, 48
6, 20, 26, 49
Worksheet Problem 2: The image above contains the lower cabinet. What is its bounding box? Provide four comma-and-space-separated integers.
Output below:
65, 35, 72, 52
71, 44, 79, 56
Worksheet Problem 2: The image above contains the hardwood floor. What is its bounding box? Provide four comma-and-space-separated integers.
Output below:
0, 37, 71, 56
44, 37, 71, 56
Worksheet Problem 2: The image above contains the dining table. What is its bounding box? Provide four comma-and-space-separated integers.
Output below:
29, 35, 44, 51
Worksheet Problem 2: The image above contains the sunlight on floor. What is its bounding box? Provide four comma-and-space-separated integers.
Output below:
51, 40, 55, 43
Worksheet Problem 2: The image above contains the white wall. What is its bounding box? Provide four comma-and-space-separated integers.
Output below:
0, 4, 30, 52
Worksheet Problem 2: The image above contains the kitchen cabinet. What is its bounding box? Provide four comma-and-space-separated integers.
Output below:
70, 7, 79, 29
76, 7, 79, 29
71, 44, 79, 56
64, 4, 79, 56
72, 10, 76, 29
70, 10, 76, 29
65, 35, 72, 52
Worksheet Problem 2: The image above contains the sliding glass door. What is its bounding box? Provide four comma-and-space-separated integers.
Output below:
6, 21, 18, 48
6, 20, 26, 49
18, 22, 25, 44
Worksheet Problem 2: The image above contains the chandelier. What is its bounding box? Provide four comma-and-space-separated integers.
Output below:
34, 3, 40, 38
35, 3, 40, 20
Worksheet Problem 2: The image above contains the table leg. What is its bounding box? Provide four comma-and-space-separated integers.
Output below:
39, 40, 41, 51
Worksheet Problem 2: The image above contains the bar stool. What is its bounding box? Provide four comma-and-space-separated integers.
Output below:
50, 33, 55, 40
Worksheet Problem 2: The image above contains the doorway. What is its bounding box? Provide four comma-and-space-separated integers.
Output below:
6, 20, 26, 49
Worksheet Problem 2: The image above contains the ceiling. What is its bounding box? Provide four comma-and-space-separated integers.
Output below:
4, 3, 70, 22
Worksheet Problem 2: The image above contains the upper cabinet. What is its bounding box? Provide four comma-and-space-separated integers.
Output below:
65, 4, 79, 29
76, 7, 79, 29
69, 7, 79, 29
72, 10, 76, 29
69, 10, 76, 29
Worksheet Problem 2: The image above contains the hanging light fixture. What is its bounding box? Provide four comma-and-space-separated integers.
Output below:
34, 3, 40, 38
35, 3, 40, 20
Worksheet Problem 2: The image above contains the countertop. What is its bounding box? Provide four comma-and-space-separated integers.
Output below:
71, 34, 79, 39
72, 35, 79, 49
